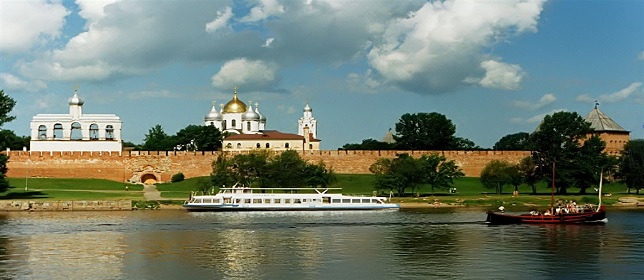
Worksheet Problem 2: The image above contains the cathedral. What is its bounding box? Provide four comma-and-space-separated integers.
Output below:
205, 88, 320, 151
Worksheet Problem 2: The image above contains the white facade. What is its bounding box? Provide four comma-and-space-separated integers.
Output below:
204, 89, 265, 134
29, 89, 123, 152
298, 103, 317, 139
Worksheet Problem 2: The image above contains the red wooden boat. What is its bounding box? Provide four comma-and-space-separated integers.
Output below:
486, 162, 608, 225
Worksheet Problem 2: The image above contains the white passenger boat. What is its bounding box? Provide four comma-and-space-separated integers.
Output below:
182, 186, 400, 211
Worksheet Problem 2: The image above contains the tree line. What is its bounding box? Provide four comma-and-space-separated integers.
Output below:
207, 150, 336, 193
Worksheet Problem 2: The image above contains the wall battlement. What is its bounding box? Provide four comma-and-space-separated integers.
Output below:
5, 150, 531, 183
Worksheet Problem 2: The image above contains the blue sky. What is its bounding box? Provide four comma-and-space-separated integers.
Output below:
1, 0, 642, 149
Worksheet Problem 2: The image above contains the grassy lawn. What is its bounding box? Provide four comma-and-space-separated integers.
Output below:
8, 178, 140, 191
2, 175, 638, 207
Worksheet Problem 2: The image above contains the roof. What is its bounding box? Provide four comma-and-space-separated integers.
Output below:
225, 130, 321, 142
584, 105, 628, 132
382, 128, 395, 144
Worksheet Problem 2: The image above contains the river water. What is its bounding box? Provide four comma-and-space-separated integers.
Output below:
0, 208, 643, 280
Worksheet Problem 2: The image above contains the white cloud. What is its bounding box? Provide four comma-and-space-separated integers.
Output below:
512, 109, 567, 124
0, 73, 47, 92
513, 93, 556, 111
575, 82, 643, 104
598, 82, 642, 103
0, 0, 69, 53
211, 58, 279, 91
240, 0, 285, 23
473, 60, 525, 90
76, 0, 120, 27
367, 0, 545, 93
205, 6, 233, 34
576, 94, 595, 103
262, 38, 275, 48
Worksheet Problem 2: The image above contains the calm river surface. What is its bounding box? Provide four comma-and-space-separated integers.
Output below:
1, 208, 643, 280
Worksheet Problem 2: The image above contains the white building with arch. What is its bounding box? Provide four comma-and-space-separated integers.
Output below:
204, 88, 266, 135
29, 88, 123, 152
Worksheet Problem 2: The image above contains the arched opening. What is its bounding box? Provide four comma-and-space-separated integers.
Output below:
236, 143, 241, 149
89, 124, 99, 140
38, 125, 47, 140
247, 121, 251, 131
222, 120, 227, 130
70, 122, 82, 140
105, 125, 114, 140
231, 119, 236, 127
140, 173, 158, 185
285, 143, 290, 149
53, 123, 63, 139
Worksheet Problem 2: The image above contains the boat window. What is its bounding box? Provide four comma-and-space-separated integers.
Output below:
294, 199, 301, 204
197, 199, 203, 203
234, 199, 241, 204
264, 199, 271, 204
342, 199, 350, 203
253, 199, 262, 204
285, 199, 291, 204
213, 199, 220, 203
274, 199, 281, 204
224, 198, 231, 203
362, 199, 371, 203
244, 199, 251, 204
332, 199, 341, 203
352, 199, 360, 203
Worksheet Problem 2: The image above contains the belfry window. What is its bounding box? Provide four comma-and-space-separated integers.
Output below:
38, 125, 47, 140
105, 125, 115, 140
70, 122, 82, 140
89, 124, 99, 140
53, 123, 63, 139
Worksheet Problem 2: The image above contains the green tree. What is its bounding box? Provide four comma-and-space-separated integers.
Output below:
232, 149, 272, 188
0, 90, 16, 127
620, 139, 644, 194
142, 125, 175, 151
394, 112, 456, 150
370, 157, 408, 196
342, 138, 395, 150
480, 160, 513, 194
516, 156, 539, 194
530, 111, 596, 194
266, 150, 308, 188
451, 137, 481, 150
305, 161, 337, 188
572, 135, 615, 194
493, 132, 531, 150
174, 125, 223, 151
421, 153, 464, 193
0, 90, 16, 193
210, 154, 237, 189
0, 130, 30, 150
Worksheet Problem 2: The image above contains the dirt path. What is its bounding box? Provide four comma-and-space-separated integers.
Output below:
143, 184, 163, 200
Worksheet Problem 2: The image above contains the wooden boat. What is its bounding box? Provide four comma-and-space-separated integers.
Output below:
486, 162, 608, 225
183, 186, 400, 211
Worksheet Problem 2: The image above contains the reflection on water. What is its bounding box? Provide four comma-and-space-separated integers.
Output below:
0, 209, 643, 279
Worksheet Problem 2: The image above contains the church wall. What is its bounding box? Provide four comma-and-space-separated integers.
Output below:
5, 150, 531, 183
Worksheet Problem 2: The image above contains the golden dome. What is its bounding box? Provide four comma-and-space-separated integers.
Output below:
222, 88, 247, 113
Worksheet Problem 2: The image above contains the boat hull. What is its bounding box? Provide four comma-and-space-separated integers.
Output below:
183, 204, 400, 212
486, 207, 607, 225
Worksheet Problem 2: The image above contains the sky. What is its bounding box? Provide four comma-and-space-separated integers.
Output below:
0, 0, 642, 150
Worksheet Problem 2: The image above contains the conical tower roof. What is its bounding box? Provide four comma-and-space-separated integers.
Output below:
584, 103, 628, 132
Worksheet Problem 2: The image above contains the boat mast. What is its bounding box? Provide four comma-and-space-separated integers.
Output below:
597, 169, 603, 211
550, 159, 556, 212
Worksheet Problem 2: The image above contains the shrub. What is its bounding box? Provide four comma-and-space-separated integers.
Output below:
171, 172, 185, 183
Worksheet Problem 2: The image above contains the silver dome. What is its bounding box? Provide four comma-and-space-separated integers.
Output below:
68, 92, 84, 106
303, 102, 312, 112
242, 101, 260, 121
255, 103, 266, 122
204, 102, 223, 121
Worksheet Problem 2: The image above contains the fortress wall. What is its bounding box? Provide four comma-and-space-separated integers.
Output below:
5, 150, 531, 182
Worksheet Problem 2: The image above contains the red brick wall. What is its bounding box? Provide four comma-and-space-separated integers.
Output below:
5, 150, 531, 182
